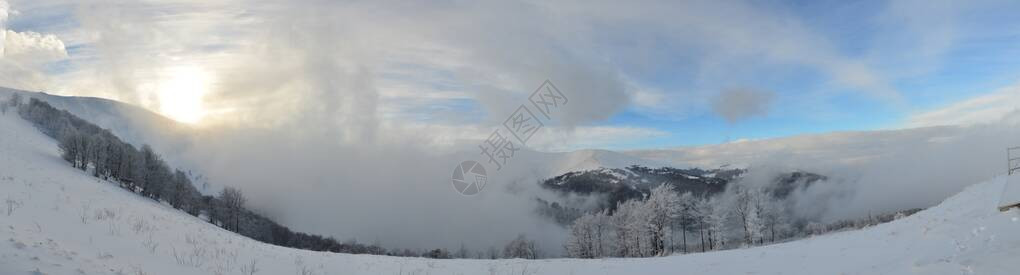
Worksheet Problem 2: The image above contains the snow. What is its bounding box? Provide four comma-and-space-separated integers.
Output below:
3, 111, 1020, 274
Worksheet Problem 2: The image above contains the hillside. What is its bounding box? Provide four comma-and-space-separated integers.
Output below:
3, 108, 1019, 274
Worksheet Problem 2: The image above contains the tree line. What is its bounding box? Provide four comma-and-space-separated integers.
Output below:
564, 184, 755, 258
565, 180, 922, 259
9, 96, 390, 256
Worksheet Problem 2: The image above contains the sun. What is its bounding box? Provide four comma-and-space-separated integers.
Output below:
156, 65, 211, 124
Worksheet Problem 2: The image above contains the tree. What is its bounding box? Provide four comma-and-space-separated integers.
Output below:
675, 192, 698, 253
9, 93, 23, 108
692, 197, 721, 251
424, 248, 451, 259
566, 209, 610, 258
219, 186, 247, 232
139, 145, 171, 199
58, 128, 84, 168
169, 169, 200, 212
610, 198, 655, 257
644, 184, 681, 256
455, 243, 469, 258
503, 234, 538, 259
732, 185, 753, 245
758, 192, 786, 243
590, 210, 610, 257
117, 145, 140, 187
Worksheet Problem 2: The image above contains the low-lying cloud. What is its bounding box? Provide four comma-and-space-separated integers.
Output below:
633, 110, 1020, 222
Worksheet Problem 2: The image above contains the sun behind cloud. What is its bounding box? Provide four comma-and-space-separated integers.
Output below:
156, 64, 211, 124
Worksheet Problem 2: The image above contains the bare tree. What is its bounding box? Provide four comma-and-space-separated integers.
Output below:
732, 186, 753, 245
503, 234, 538, 259
219, 186, 247, 231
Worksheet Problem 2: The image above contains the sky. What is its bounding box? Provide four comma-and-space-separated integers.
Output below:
2, 0, 1020, 151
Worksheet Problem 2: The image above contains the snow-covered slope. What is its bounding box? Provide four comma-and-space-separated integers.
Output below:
3, 109, 1020, 274
0, 87, 190, 150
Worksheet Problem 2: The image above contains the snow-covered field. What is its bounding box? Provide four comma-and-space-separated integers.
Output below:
2, 110, 1020, 275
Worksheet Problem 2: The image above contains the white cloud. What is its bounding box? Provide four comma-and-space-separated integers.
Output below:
0, 0, 67, 91
906, 83, 1020, 128
3, 30, 67, 62
0, 1, 8, 55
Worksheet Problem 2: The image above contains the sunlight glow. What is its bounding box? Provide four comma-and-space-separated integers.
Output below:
156, 65, 211, 124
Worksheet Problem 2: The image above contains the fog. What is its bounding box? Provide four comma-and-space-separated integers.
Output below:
639, 111, 1020, 223
183, 125, 573, 253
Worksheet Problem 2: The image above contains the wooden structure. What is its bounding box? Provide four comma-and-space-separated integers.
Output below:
998, 147, 1020, 212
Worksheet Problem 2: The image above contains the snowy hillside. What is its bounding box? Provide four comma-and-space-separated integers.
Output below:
0, 88, 190, 150
3, 108, 1020, 274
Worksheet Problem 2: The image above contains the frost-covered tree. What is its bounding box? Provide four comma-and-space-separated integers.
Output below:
758, 191, 787, 243
58, 128, 86, 169
674, 192, 698, 253
566, 213, 594, 258
168, 169, 201, 213
219, 186, 247, 231
139, 145, 172, 199
694, 197, 728, 251
503, 234, 538, 259
566, 209, 610, 258
732, 185, 754, 245
611, 199, 643, 257
644, 184, 681, 256
747, 189, 766, 245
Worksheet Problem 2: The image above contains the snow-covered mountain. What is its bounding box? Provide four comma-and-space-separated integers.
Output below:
3, 109, 1019, 274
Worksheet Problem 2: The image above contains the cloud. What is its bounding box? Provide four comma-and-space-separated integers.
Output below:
631, 113, 1020, 223
711, 87, 775, 123
906, 83, 1020, 128
0, 0, 68, 91
18, 0, 919, 129
3, 30, 67, 62
0, 0, 7, 54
